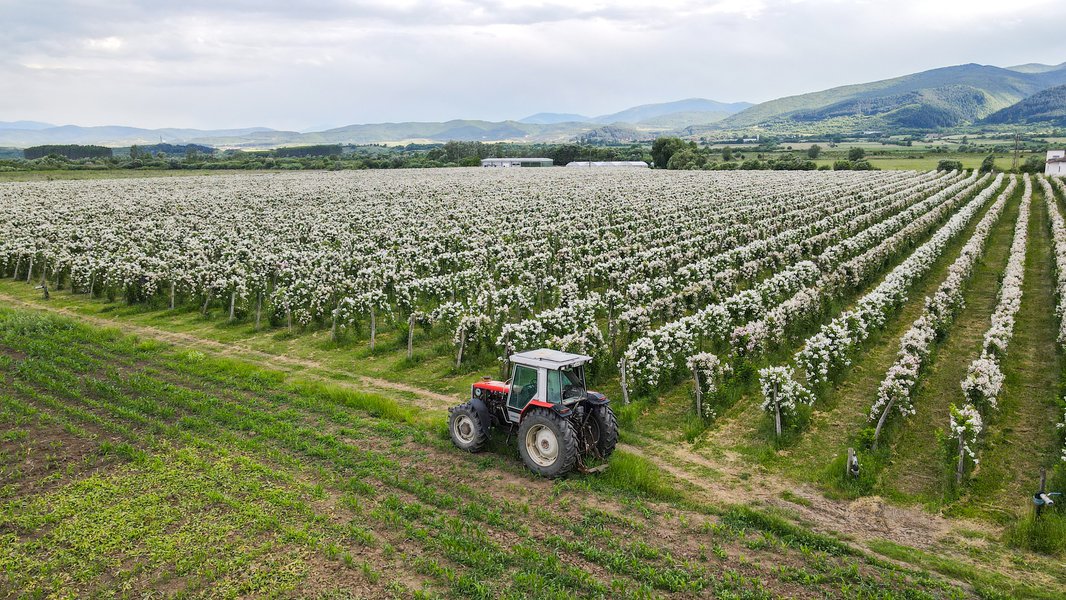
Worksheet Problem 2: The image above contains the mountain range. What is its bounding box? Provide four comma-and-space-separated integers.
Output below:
718, 62, 1066, 131
981, 83, 1066, 127
2, 61, 1065, 149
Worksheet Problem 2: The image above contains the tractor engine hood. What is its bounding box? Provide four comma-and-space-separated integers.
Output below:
473, 379, 510, 394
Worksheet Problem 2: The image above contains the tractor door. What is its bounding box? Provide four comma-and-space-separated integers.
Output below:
506, 364, 541, 421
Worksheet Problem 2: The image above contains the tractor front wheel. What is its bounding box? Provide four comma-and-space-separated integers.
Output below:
517, 410, 578, 478
448, 402, 488, 452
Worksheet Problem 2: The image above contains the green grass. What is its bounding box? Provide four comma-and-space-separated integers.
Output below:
868, 539, 1063, 600
0, 305, 989, 598
1005, 510, 1066, 556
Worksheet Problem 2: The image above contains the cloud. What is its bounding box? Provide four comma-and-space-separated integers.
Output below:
0, 0, 1062, 130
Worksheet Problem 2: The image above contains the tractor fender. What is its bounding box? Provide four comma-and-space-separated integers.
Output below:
584, 391, 610, 406
520, 399, 572, 420
467, 396, 492, 428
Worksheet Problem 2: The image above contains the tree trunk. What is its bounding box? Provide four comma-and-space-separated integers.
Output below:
872, 397, 895, 450
407, 313, 414, 359
169, 281, 176, 309
39, 262, 49, 300
12, 256, 20, 280
956, 434, 966, 485
88, 273, 95, 298
773, 382, 782, 438
455, 328, 466, 368
286, 308, 292, 332
229, 290, 236, 322
201, 289, 213, 315
331, 299, 341, 341
25, 257, 33, 283
692, 367, 703, 418
620, 358, 630, 405
255, 291, 263, 330
370, 306, 376, 351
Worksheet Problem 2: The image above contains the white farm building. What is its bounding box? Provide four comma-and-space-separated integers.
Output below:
480, 158, 553, 167
565, 161, 649, 168
1047, 150, 1066, 176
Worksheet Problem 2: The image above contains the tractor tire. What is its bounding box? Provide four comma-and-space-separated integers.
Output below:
448, 402, 488, 453
517, 409, 578, 478
583, 404, 618, 460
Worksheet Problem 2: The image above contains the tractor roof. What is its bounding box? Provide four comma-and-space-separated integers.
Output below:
510, 348, 592, 370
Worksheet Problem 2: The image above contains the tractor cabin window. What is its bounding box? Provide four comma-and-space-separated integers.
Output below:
508, 365, 538, 410
547, 366, 586, 404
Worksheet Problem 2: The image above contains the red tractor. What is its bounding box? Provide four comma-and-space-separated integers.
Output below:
448, 348, 618, 478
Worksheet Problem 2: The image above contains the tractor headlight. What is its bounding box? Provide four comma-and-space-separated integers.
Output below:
474, 387, 482, 398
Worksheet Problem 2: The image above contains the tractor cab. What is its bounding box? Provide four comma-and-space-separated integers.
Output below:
453, 348, 617, 478
503, 348, 591, 422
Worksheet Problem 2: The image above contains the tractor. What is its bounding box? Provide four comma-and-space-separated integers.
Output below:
448, 348, 618, 478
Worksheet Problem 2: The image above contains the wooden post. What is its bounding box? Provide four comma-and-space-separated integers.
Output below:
1037, 469, 1048, 517
955, 433, 966, 485
872, 397, 894, 450
847, 448, 859, 479
619, 357, 630, 405
407, 313, 415, 359
773, 381, 782, 438
692, 366, 702, 418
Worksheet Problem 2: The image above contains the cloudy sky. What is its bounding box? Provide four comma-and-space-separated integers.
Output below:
1, 0, 1063, 131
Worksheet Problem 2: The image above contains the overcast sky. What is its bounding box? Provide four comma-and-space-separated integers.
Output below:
1, 0, 1063, 131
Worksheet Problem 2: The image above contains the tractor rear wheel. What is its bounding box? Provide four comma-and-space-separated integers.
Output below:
517, 409, 578, 478
448, 402, 488, 452
582, 404, 618, 460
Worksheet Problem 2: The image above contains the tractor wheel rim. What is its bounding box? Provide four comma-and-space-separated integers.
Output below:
453, 415, 475, 443
525, 424, 558, 467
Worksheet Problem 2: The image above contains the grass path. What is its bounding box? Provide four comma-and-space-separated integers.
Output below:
879, 188, 1025, 503
958, 183, 1064, 520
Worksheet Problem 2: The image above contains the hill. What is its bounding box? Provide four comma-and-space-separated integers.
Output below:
592, 98, 752, 124
517, 112, 590, 124
723, 62, 1066, 131
0, 125, 278, 148
981, 83, 1066, 127
519, 98, 750, 127
0, 120, 54, 131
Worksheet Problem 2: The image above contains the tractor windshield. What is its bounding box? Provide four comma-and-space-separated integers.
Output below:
547, 365, 586, 404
